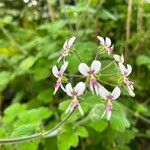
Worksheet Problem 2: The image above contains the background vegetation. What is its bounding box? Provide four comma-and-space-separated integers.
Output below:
0, 0, 150, 150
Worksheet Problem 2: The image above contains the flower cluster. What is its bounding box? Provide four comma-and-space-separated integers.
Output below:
113, 54, 135, 97
52, 36, 135, 120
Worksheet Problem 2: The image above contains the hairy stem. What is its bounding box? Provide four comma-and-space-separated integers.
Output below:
0, 110, 75, 144
100, 61, 116, 72
73, 50, 83, 62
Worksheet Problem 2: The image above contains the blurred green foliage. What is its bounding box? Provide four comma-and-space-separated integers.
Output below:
0, 0, 150, 150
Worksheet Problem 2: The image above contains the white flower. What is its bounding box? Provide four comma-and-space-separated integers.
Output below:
97, 36, 114, 54
124, 78, 135, 97
52, 61, 68, 94
119, 63, 132, 77
58, 36, 76, 62
78, 60, 101, 95
113, 54, 124, 64
65, 82, 86, 115
118, 63, 135, 97
99, 86, 121, 120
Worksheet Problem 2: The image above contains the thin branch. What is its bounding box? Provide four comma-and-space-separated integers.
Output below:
100, 61, 115, 72
100, 72, 121, 77
0, 110, 75, 144
73, 50, 83, 63
95, 48, 99, 60
98, 79, 118, 86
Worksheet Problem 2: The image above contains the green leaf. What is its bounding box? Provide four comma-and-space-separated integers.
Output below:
18, 56, 37, 73
33, 66, 50, 81
3, 103, 26, 124
136, 55, 150, 69
136, 55, 150, 66
17, 140, 40, 150
98, 9, 117, 21
12, 124, 36, 137
59, 100, 71, 111
75, 126, 89, 138
87, 103, 108, 132
57, 132, 79, 150
116, 129, 136, 145
37, 89, 53, 104
0, 128, 5, 138
68, 42, 97, 73
110, 103, 130, 132
0, 71, 12, 91
14, 107, 52, 127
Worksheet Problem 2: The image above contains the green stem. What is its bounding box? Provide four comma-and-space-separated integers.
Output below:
100, 61, 116, 72
73, 50, 83, 63
0, 110, 75, 144
100, 72, 121, 77
98, 79, 118, 86
95, 48, 99, 60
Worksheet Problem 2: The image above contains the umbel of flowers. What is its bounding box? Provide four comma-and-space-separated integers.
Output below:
52, 36, 135, 121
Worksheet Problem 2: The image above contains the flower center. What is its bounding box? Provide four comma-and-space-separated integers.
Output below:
71, 91, 78, 96
88, 70, 95, 75
106, 95, 113, 100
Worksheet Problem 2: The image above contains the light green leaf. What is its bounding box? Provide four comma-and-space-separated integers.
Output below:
37, 89, 53, 104
0, 71, 12, 91
18, 56, 37, 73
136, 55, 150, 69
57, 132, 79, 150
110, 102, 130, 132
12, 124, 36, 137
14, 107, 52, 127
75, 126, 88, 138
3, 103, 26, 124
87, 103, 108, 132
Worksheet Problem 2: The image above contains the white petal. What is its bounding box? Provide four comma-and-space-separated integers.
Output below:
60, 61, 68, 74
111, 86, 121, 100
63, 40, 68, 49
127, 85, 135, 97
52, 65, 59, 78
91, 60, 101, 74
53, 86, 59, 95
107, 110, 112, 121
119, 63, 126, 76
113, 54, 120, 62
75, 82, 86, 96
90, 82, 94, 94
95, 85, 99, 96
97, 36, 105, 45
65, 83, 73, 97
61, 85, 66, 92
126, 64, 132, 76
121, 54, 124, 63
105, 37, 111, 47
78, 103, 84, 115
67, 36, 76, 49
99, 86, 109, 100
113, 54, 124, 63
78, 63, 89, 76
